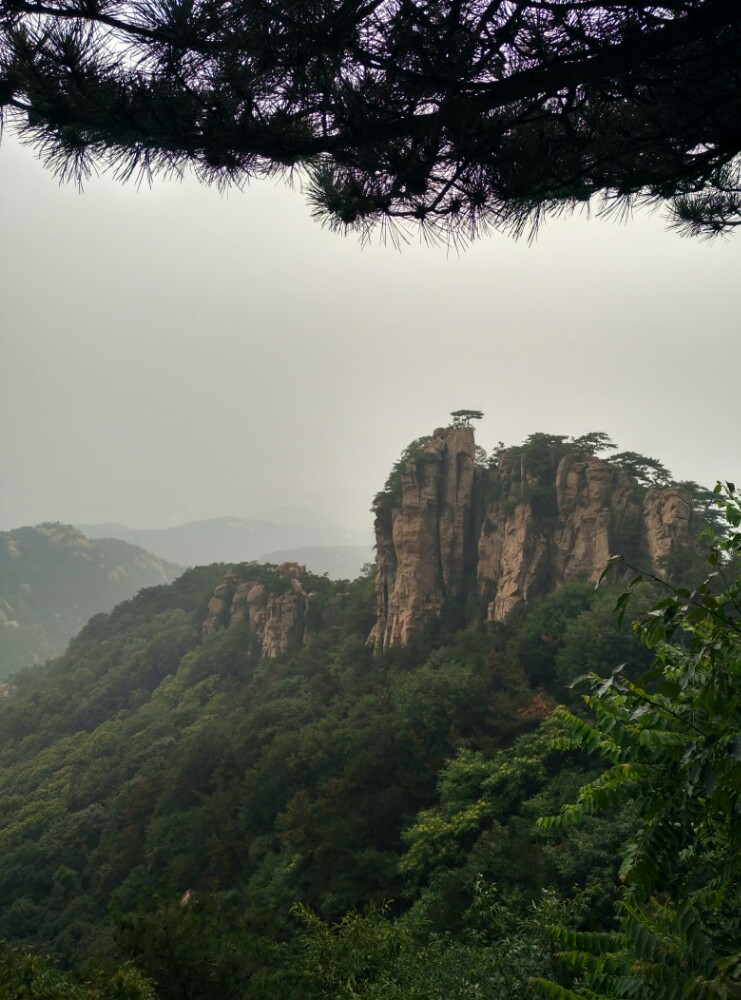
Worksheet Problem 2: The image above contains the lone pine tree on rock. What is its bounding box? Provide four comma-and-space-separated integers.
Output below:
450, 410, 483, 426
1, 1, 739, 242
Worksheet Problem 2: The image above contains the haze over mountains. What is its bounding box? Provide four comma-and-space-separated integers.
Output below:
0, 524, 181, 679
0, 516, 372, 679
76, 516, 372, 576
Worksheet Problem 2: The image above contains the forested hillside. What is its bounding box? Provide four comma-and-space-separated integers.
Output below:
0, 525, 182, 680
0, 434, 737, 1000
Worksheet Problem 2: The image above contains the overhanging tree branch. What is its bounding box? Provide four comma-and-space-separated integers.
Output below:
1, 0, 740, 241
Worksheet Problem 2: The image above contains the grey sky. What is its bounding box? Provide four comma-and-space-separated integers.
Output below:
1, 134, 739, 536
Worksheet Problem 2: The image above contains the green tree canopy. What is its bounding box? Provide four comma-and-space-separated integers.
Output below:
608, 451, 671, 488
1, 2, 739, 242
568, 433, 617, 456
535, 482, 741, 999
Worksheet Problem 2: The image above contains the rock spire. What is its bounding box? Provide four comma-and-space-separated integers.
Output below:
370, 426, 702, 649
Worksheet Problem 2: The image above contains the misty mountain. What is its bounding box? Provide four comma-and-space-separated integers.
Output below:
76, 516, 371, 568
0, 524, 182, 679
256, 545, 371, 579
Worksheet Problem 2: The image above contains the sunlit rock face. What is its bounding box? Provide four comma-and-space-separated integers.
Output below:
370, 426, 701, 649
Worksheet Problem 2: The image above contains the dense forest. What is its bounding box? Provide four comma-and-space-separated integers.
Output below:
0, 435, 738, 999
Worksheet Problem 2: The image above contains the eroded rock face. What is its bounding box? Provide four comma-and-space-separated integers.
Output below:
476, 455, 646, 622
477, 502, 549, 621
551, 454, 644, 583
201, 430, 702, 659
202, 562, 308, 659
643, 487, 696, 570
202, 571, 240, 635
371, 427, 701, 649
369, 426, 477, 649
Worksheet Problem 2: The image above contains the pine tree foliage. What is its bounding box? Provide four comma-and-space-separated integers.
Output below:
607, 452, 671, 488
1, 1, 740, 242
535, 482, 741, 999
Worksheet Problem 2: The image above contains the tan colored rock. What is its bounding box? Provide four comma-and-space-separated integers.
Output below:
371, 427, 706, 645
259, 590, 306, 659
643, 486, 698, 573
275, 561, 303, 581
230, 581, 257, 621
478, 503, 550, 621
477, 455, 685, 623
551, 454, 641, 584
370, 426, 477, 649
201, 566, 309, 658
202, 572, 239, 635
37, 523, 95, 553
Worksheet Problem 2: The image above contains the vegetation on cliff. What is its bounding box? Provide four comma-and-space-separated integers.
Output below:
0, 435, 737, 998
535, 482, 741, 998
372, 427, 716, 649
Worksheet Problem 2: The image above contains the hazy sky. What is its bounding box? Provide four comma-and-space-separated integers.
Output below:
1, 133, 739, 536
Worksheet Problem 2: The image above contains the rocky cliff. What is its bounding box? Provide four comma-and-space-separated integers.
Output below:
370, 426, 479, 648
370, 427, 703, 649
202, 562, 311, 659
198, 428, 704, 659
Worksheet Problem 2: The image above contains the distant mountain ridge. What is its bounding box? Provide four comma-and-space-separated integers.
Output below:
0, 524, 182, 679
77, 516, 372, 570
257, 546, 371, 580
